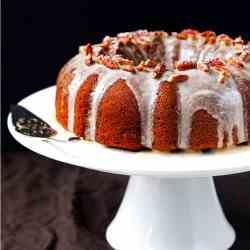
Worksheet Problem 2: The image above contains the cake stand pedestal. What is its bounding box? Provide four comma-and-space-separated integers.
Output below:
8, 86, 250, 250
107, 176, 234, 250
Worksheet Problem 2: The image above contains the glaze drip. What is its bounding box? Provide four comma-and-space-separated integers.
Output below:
177, 70, 246, 148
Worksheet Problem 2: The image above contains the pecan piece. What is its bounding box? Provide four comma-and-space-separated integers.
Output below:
197, 62, 210, 72
83, 43, 93, 54
136, 59, 157, 72
217, 34, 232, 46
176, 33, 188, 40
209, 58, 225, 67
234, 37, 244, 45
101, 36, 112, 49
112, 56, 135, 72
144, 59, 157, 68
80, 43, 94, 65
120, 64, 136, 73
152, 63, 166, 79
167, 73, 188, 83
136, 61, 145, 71
201, 31, 216, 38
179, 29, 199, 40
209, 60, 231, 84
227, 58, 244, 69
239, 51, 250, 63
96, 55, 118, 69
217, 70, 231, 84
175, 61, 197, 71
84, 56, 93, 65
207, 36, 216, 45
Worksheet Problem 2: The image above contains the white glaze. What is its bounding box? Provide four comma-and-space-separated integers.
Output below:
86, 69, 172, 147
164, 36, 179, 68
177, 70, 246, 148
65, 32, 249, 149
179, 36, 206, 62
67, 56, 105, 131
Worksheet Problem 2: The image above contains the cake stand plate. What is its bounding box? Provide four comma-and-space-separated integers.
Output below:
8, 86, 250, 250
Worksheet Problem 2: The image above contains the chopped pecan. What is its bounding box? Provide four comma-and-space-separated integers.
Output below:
136, 59, 157, 72
201, 31, 216, 44
179, 29, 199, 39
136, 61, 146, 71
82, 43, 93, 55
227, 58, 244, 69
181, 29, 199, 35
167, 73, 188, 83
175, 61, 197, 71
79, 43, 94, 65
239, 50, 250, 63
96, 55, 118, 69
197, 62, 210, 72
207, 36, 216, 45
118, 36, 131, 45
176, 33, 188, 40
217, 70, 231, 84
84, 55, 93, 65
120, 64, 135, 73
144, 59, 157, 68
152, 63, 166, 79
112, 55, 135, 72
209, 61, 231, 84
234, 45, 244, 55
201, 31, 216, 38
234, 36, 244, 45
217, 34, 232, 46
101, 36, 112, 49
209, 58, 225, 67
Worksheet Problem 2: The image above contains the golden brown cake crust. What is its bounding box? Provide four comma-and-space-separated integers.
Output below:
73, 74, 98, 137
235, 79, 250, 141
190, 110, 219, 150
95, 79, 143, 150
153, 81, 179, 151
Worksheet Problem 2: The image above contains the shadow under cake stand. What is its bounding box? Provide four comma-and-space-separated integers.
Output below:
8, 86, 250, 250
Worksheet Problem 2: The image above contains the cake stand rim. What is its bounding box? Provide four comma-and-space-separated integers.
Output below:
7, 86, 250, 178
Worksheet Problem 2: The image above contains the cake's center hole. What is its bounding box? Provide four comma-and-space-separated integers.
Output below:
102, 31, 166, 66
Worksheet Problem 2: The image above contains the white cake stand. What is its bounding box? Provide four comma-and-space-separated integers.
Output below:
8, 86, 250, 250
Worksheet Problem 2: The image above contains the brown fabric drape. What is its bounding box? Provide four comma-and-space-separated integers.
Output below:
2, 152, 250, 250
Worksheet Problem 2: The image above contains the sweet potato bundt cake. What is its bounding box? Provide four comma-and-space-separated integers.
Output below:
55, 29, 250, 151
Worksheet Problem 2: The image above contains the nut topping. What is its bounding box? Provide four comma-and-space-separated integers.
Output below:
152, 63, 166, 79
208, 59, 231, 84
217, 34, 232, 46
239, 50, 250, 63
217, 70, 231, 84
197, 62, 210, 72
209, 58, 225, 67
227, 58, 244, 69
78, 29, 249, 80
80, 43, 94, 65
175, 61, 197, 71
167, 73, 188, 83
96, 55, 118, 69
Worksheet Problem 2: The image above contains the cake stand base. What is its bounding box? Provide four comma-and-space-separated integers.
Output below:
106, 176, 235, 250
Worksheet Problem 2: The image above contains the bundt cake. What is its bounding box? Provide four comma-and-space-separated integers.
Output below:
55, 29, 250, 151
